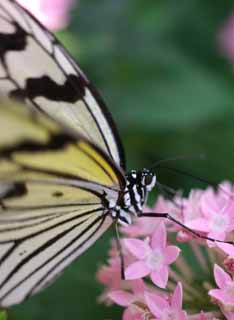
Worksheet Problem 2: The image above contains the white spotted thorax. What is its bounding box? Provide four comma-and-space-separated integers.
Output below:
109, 169, 156, 226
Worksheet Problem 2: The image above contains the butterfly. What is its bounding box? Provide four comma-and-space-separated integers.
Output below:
0, 0, 159, 308
0, 0, 232, 309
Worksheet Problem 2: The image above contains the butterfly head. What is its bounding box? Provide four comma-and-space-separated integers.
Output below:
121, 168, 156, 215
126, 168, 156, 194
140, 168, 157, 191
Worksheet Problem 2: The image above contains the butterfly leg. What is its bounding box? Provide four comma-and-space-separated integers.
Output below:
138, 212, 234, 245
113, 221, 125, 280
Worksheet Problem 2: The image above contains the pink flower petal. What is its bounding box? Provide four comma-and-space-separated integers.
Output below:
211, 287, 234, 304
151, 266, 169, 288
131, 279, 146, 295
208, 288, 223, 300
125, 261, 150, 280
123, 308, 132, 320
123, 307, 142, 320
186, 218, 209, 232
153, 195, 169, 213
124, 238, 148, 259
217, 242, 234, 256
201, 189, 220, 216
164, 245, 180, 264
208, 231, 225, 242
171, 282, 183, 309
145, 292, 168, 317
151, 222, 166, 249
108, 290, 134, 307
214, 264, 231, 288
222, 310, 234, 320
178, 311, 187, 320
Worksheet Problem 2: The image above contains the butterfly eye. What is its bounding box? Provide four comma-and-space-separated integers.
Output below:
144, 174, 152, 185
142, 173, 156, 190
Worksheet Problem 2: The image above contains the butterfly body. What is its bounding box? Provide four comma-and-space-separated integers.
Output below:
109, 169, 157, 225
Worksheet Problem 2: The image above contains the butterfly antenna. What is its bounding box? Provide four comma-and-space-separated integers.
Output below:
138, 212, 234, 245
158, 165, 214, 185
113, 222, 125, 280
156, 182, 185, 212
156, 181, 179, 197
149, 153, 206, 170
157, 165, 233, 200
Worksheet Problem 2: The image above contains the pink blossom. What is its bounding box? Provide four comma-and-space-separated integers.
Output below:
217, 12, 234, 63
16, 0, 75, 31
217, 242, 234, 257
96, 180, 234, 318
124, 222, 180, 288
176, 190, 204, 242
121, 196, 167, 237
218, 181, 234, 202
209, 264, 234, 313
186, 187, 234, 245
183, 189, 203, 223
108, 279, 147, 320
223, 310, 234, 320
145, 282, 187, 320
96, 256, 123, 290
96, 241, 138, 304
161, 193, 197, 242
165, 194, 185, 232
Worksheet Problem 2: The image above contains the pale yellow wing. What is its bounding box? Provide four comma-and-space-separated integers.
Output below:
0, 99, 125, 307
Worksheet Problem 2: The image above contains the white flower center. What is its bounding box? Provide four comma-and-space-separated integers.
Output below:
210, 214, 228, 232
146, 249, 163, 270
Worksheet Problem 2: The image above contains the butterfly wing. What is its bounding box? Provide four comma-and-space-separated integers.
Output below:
0, 99, 125, 307
0, 0, 125, 169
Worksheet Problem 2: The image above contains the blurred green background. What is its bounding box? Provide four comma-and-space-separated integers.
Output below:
9, 0, 234, 319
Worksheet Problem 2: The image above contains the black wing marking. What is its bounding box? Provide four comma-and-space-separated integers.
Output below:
0, 0, 126, 169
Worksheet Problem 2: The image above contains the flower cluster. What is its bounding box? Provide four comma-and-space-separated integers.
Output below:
16, 0, 75, 31
97, 181, 234, 319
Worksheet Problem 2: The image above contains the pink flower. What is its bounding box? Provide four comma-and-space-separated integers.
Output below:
183, 190, 203, 223
186, 187, 234, 245
96, 256, 122, 290
108, 279, 146, 320
16, 0, 75, 31
218, 181, 234, 202
223, 310, 234, 320
124, 222, 180, 288
209, 264, 234, 313
176, 190, 204, 242
122, 196, 167, 237
145, 282, 187, 320
166, 194, 185, 232
217, 12, 234, 63
97, 180, 234, 318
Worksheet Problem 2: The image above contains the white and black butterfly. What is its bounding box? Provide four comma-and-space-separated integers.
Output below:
0, 0, 231, 308
0, 0, 158, 307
